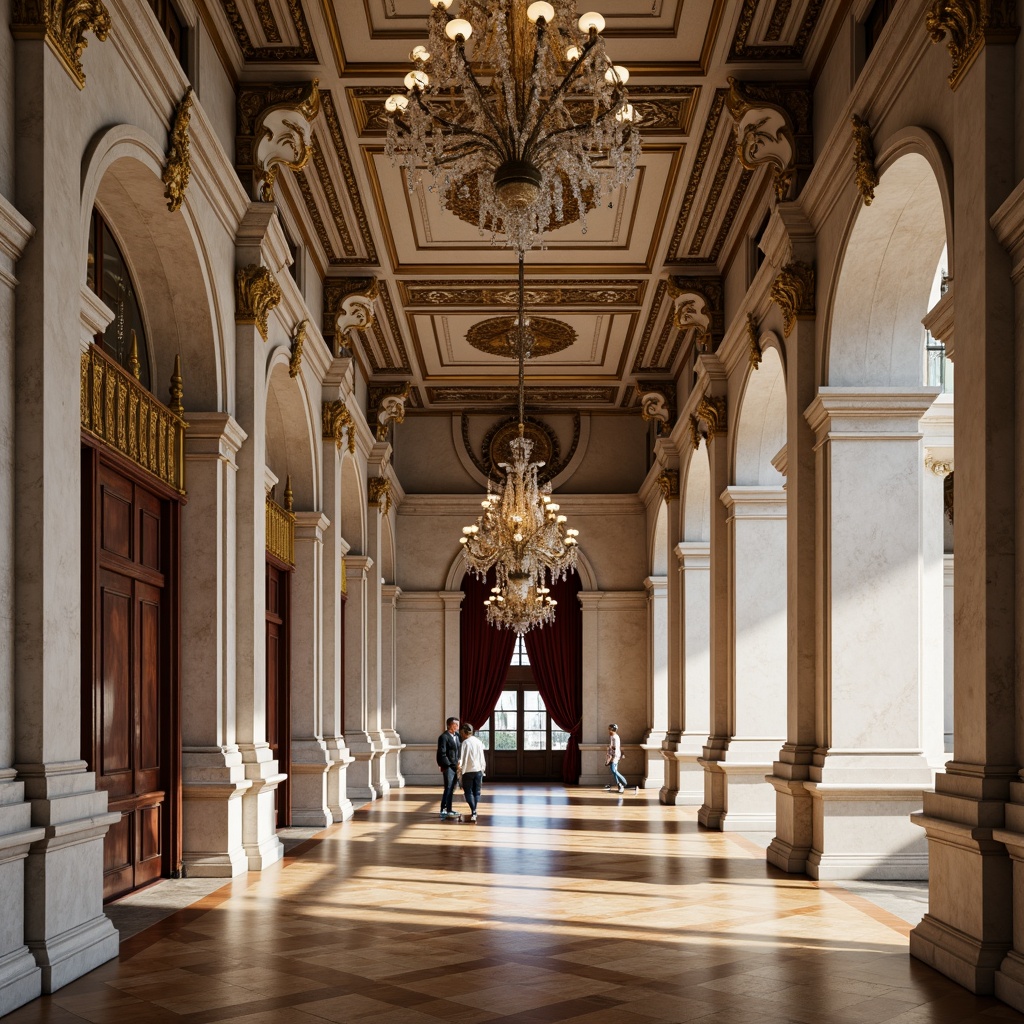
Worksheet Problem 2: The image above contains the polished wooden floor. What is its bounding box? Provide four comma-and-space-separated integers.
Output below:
11, 785, 1024, 1024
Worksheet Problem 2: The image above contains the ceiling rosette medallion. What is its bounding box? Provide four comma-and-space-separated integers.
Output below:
668, 276, 723, 353
467, 316, 576, 359
235, 264, 281, 341
850, 114, 879, 206
771, 261, 815, 336
12, 0, 110, 89
462, 414, 580, 486
725, 78, 812, 201
926, 0, 1018, 89
162, 87, 193, 213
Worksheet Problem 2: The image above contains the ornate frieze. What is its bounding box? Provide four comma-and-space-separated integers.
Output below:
771, 261, 815, 336
726, 77, 803, 201
926, 0, 1018, 89
731, 0, 826, 60
12, 0, 110, 89
162, 87, 193, 213
657, 470, 680, 501
235, 264, 281, 341
400, 279, 644, 308
747, 313, 762, 370
368, 477, 392, 515
850, 114, 878, 206
371, 382, 411, 442
288, 319, 307, 378
432, 385, 617, 406
668, 276, 724, 353
217, 0, 316, 62
322, 400, 356, 453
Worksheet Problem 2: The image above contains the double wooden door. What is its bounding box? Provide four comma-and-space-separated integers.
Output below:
266, 557, 291, 827
82, 446, 181, 901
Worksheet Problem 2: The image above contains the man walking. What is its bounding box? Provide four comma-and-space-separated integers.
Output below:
436, 717, 461, 820
457, 723, 487, 823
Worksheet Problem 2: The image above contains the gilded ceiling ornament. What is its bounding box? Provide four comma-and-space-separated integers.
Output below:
771, 261, 815, 337
12, 0, 111, 89
253, 79, 321, 202
162, 87, 193, 213
667, 287, 711, 352
368, 477, 392, 515
657, 470, 680, 501
466, 316, 577, 359
696, 394, 728, 443
688, 414, 702, 451
850, 114, 878, 206
235, 264, 282, 341
288, 318, 308, 378
636, 387, 672, 436
926, 0, 1018, 89
322, 400, 356, 453
726, 77, 797, 201
747, 312, 762, 370
373, 382, 411, 442
464, 414, 577, 485
334, 280, 379, 357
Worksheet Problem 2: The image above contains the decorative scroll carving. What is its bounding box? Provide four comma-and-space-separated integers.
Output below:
235, 264, 281, 341
926, 0, 1018, 89
368, 477, 392, 515
331, 280, 379, 358
322, 400, 356, 453
289, 318, 307, 378
726, 77, 798, 201
253, 80, 320, 202
636, 387, 672, 435
657, 470, 680, 501
667, 276, 724, 353
925, 455, 954, 477
771, 261, 815, 337
746, 313, 762, 370
850, 114, 878, 206
696, 395, 728, 442
162, 87, 193, 213
12, 0, 110, 89
371, 382, 411, 442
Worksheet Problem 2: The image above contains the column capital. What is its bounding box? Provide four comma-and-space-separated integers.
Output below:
644, 576, 668, 595
185, 412, 247, 459
439, 590, 465, 610
804, 387, 940, 444
345, 555, 374, 579
294, 511, 330, 540
675, 541, 710, 567
720, 485, 787, 515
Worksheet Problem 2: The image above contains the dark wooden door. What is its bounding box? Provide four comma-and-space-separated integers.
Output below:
266, 558, 290, 827
83, 449, 180, 901
485, 669, 569, 781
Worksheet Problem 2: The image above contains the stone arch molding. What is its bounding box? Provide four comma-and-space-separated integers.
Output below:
681, 440, 711, 543
444, 546, 598, 593
264, 348, 321, 511
824, 127, 953, 388
80, 123, 226, 411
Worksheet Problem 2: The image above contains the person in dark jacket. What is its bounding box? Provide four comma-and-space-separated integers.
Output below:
436, 717, 461, 820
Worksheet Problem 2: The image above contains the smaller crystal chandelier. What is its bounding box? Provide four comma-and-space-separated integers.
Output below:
460, 258, 579, 633
385, 0, 640, 255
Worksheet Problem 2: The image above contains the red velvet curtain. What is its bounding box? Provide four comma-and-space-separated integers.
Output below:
459, 571, 516, 730
525, 573, 583, 784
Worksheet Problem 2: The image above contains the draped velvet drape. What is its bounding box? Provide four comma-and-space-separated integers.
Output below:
525, 573, 583, 784
459, 570, 516, 730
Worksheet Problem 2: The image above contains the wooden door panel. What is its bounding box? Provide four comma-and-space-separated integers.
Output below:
139, 508, 162, 573
137, 585, 162, 779
99, 575, 132, 791
266, 621, 281, 757
102, 811, 133, 900
99, 468, 132, 560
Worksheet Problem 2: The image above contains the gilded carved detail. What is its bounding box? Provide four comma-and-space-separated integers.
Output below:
368, 478, 392, 515
657, 470, 680, 501
771, 261, 815, 337
668, 276, 724, 352
289, 318, 308, 378
696, 395, 728, 443
163, 87, 193, 213
235, 264, 281, 341
747, 313, 762, 370
726, 77, 797, 201
926, 0, 1018, 89
636, 387, 672, 435
12, 0, 110, 89
850, 114, 878, 206
322, 400, 356, 453
254, 79, 320, 202
372, 382, 411, 442
688, 414, 702, 451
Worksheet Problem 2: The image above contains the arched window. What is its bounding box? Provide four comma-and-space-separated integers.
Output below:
87, 208, 152, 391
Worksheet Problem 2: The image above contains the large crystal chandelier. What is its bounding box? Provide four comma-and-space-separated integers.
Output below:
385, 0, 640, 255
460, 257, 579, 633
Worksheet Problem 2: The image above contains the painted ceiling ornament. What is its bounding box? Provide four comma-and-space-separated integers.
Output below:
657, 470, 679, 501
253, 79, 321, 202
288, 318, 308, 378
322, 400, 356, 453
926, 0, 1018, 89
850, 114, 878, 206
770, 260, 815, 337
12, 0, 111, 89
667, 276, 723, 353
373, 382, 412, 442
235, 263, 282, 342
163, 86, 193, 213
726, 76, 798, 201
696, 393, 728, 443
467, 315, 576, 359
746, 312, 762, 370
368, 477, 392, 515
636, 386, 672, 436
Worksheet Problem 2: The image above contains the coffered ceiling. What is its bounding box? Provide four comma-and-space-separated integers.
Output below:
199, 0, 849, 416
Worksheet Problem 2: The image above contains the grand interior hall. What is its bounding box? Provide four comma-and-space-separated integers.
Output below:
2, 0, 1024, 1018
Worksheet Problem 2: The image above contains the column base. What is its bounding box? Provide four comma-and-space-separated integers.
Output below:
240, 748, 285, 871
181, 748, 251, 877
766, 751, 814, 873
30, 915, 119, 995
0, 946, 42, 1016
381, 731, 406, 789
325, 739, 355, 821
698, 753, 777, 831
911, 913, 1007, 995
346, 734, 387, 804
659, 747, 705, 806
995, 950, 1024, 1013
288, 741, 336, 828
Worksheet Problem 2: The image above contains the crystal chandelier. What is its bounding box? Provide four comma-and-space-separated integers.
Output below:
460, 257, 579, 633
385, 0, 640, 255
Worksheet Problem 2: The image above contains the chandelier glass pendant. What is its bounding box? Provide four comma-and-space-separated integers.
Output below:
385, 0, 640, 255
460, 257, 579, 634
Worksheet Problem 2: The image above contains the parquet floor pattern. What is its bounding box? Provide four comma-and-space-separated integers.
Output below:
10, 786, 1024, 1024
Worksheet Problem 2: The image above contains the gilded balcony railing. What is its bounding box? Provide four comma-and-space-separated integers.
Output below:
266, 486, 295, 567
81, 343, 188, 494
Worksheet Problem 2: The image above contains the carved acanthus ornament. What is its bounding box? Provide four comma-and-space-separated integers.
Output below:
925, 455, 954, 477
746, 313, 762, 370
322, 400, 356, 453
726, 77, 798, 201
771, 261, 815, 337
636, 386, 673, 435
162, 87, 193, 213
252, 79, 320, 202
696, 395, 728, 443
288, 319, 308, 378
372, 382, 411, 442
657, 470, 680, 501
235, 264, 282, 342
926, 0, 1018, 89
850, 114, 878, 206
667, 276, 724, 353
368, 477, 392, 515
688, 414, 702, 451
333, 280, 379, 357
12, 0, 110, 89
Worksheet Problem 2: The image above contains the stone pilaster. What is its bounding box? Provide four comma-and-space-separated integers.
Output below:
642, 576, 668, 790
381, 584, 406, 789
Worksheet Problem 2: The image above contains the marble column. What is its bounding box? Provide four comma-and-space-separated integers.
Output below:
642, 576, 668, 790
381, 583, 406, 789
289, 512, 335, 826
711, 486, 787, 830
0, 193, 45, 1016
579, 592, 606, 784
12, 41, 119, 995
180, 413, 251, 876
805, 388, 938, 879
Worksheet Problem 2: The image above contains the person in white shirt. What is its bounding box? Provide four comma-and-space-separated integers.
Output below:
457, 723, 487, 823
605, 723, 627, 794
